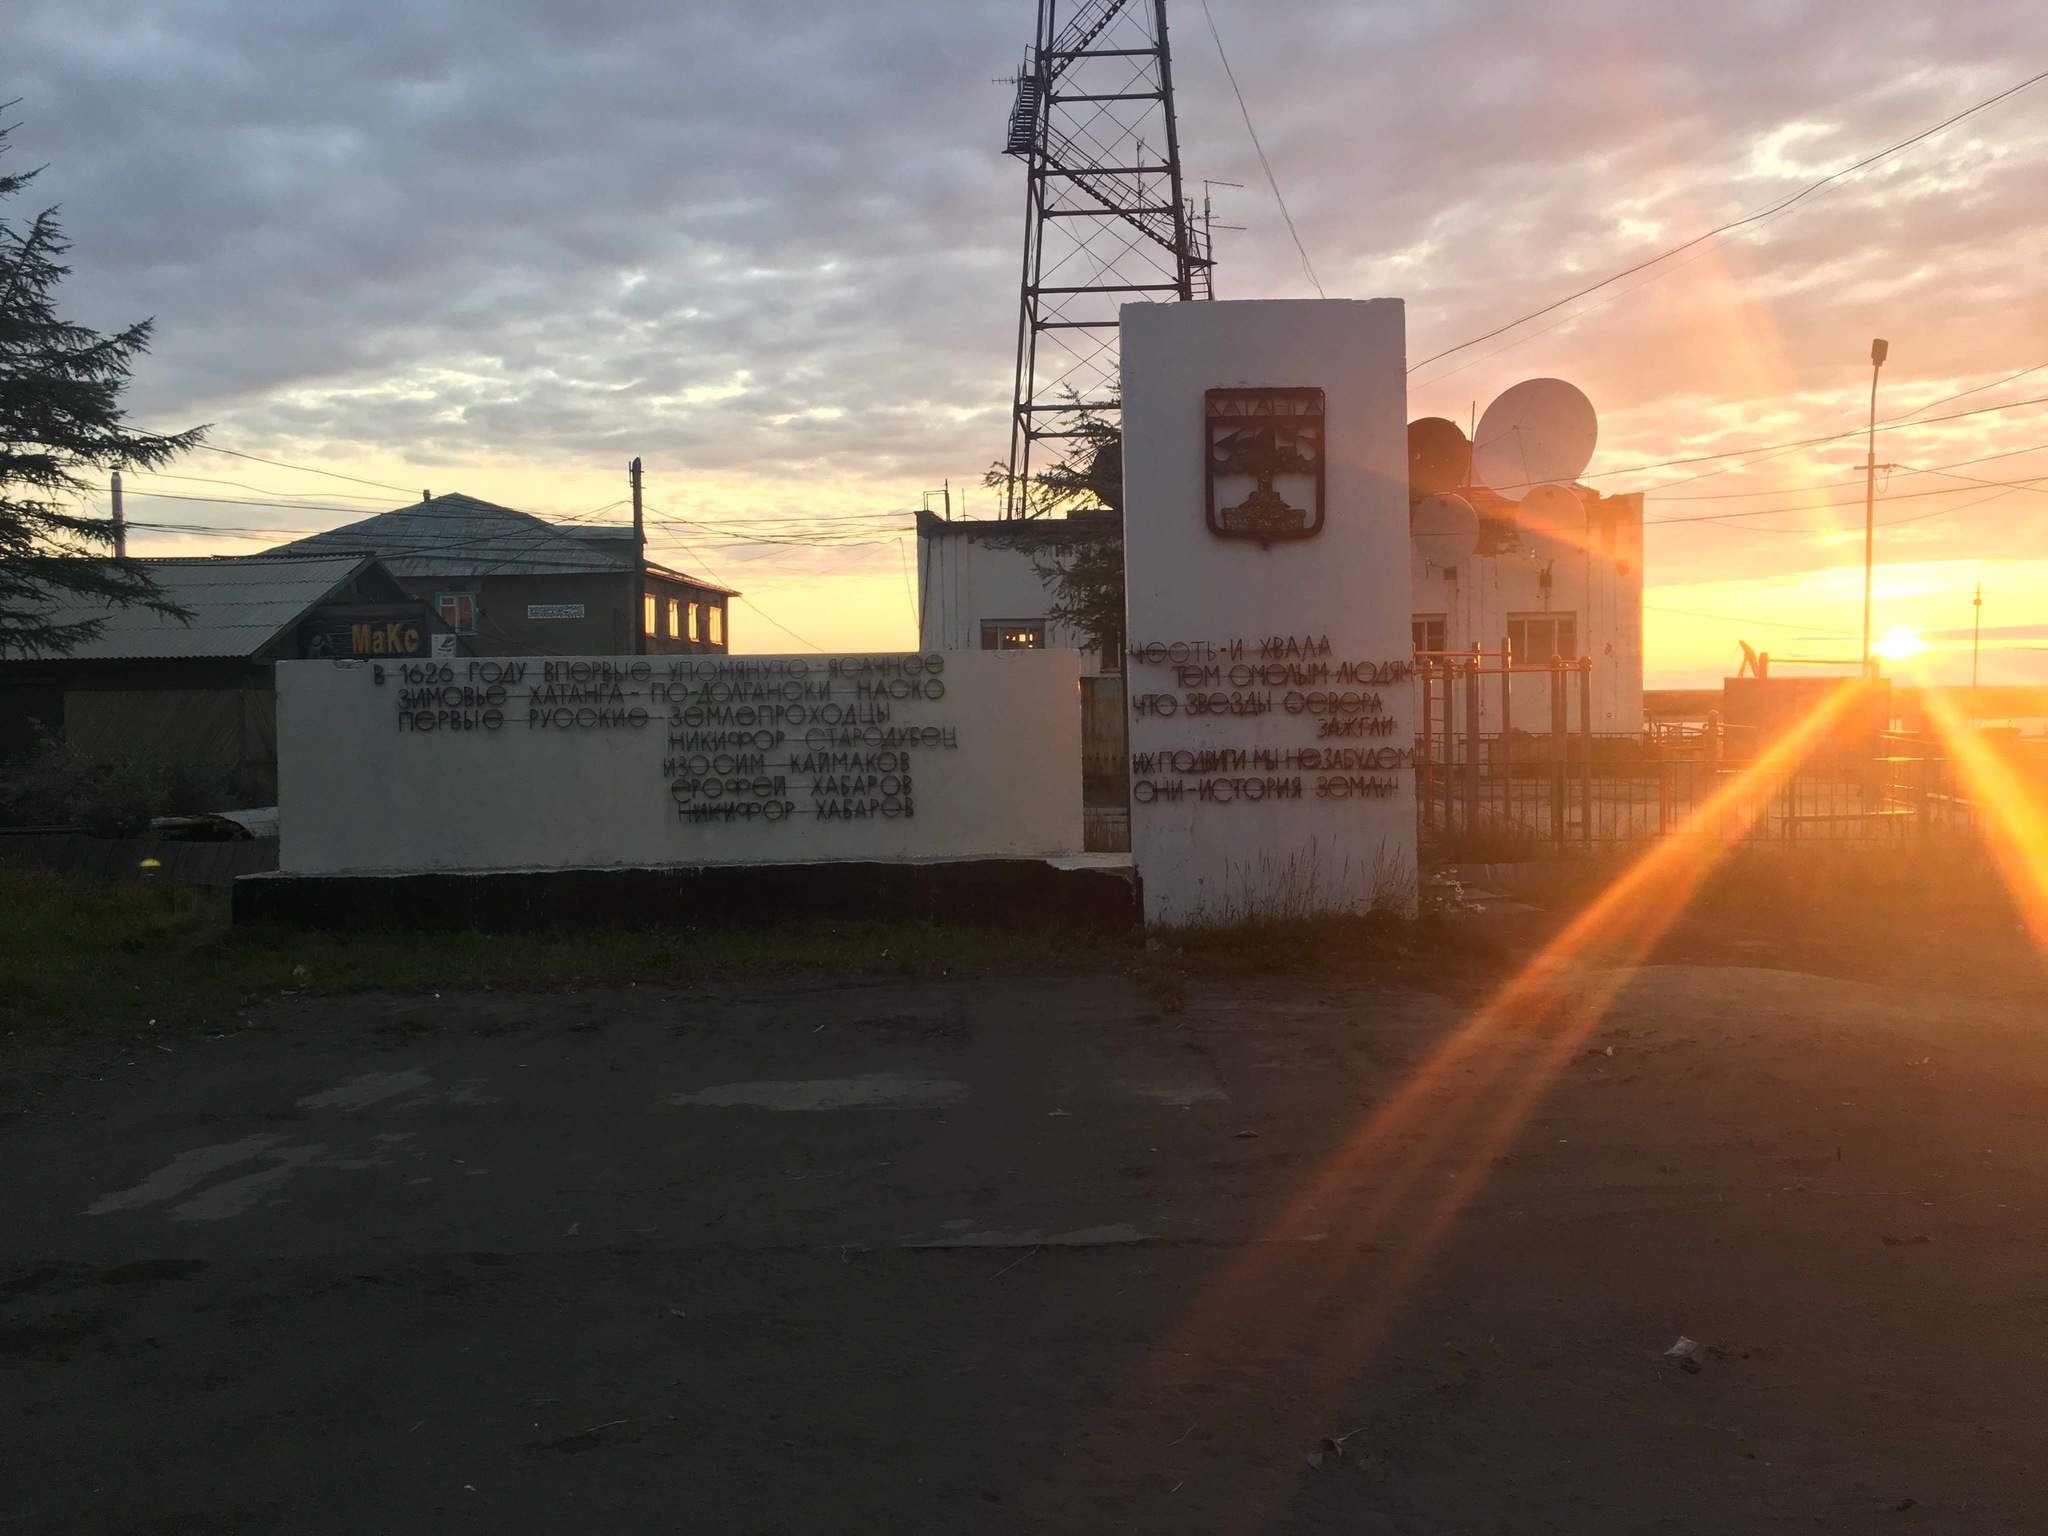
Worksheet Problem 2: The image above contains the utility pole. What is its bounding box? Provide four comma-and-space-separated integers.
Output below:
110, 469, 126, 559
1860, 338, 1888, 679
630, 456, 646, 657
1972, 580, 1983, 692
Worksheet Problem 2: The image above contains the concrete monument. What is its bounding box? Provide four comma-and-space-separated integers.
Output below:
1120, 298, 1415, 923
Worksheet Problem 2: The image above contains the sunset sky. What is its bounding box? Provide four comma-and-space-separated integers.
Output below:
7, 0, 2046, 685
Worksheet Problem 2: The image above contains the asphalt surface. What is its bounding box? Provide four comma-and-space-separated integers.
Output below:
5, 964, 2047, 1532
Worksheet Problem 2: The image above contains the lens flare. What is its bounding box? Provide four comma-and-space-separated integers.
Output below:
1916, 683, 2048, 949
1099, 682, 1868, 1524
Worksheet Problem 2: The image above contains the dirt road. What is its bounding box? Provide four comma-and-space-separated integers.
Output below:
5, 954, 2046, 1532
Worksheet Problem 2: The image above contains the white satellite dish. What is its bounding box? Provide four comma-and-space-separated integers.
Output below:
1518, 481, 1585, 536
1410, 492, 1480, 566
1472, 378, 1598, 500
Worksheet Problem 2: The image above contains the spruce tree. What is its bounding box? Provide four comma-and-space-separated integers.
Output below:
0, 118, 201, 655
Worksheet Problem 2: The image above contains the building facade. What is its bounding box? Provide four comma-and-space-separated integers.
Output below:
272, 493, 735, 658
915, 508, 1118, 674
1411, 484, 1644, 735
0, 553, 438, 801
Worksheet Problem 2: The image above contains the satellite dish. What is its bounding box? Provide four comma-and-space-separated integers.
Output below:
1472, 378, 1598, 499
1410, 492, 1479, 566
1408, 417, 1471, 496
1518, 482, 1585, 536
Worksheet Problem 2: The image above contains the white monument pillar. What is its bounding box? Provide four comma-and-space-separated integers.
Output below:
1121, 299, 1415, 924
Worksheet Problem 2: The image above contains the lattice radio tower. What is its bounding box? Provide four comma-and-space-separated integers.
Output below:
1002, 0, 1212, 517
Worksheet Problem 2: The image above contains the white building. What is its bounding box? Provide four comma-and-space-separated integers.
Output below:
914, 508, 1118, 674
1411, 483, 1644, 735
914, 485, 1643, 737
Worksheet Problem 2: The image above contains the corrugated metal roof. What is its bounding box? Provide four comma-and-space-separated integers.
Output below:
270, 492, 638, 576
14, 553, 376, 661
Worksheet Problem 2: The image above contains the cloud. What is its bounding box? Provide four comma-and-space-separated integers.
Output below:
3, 0, 2045, 628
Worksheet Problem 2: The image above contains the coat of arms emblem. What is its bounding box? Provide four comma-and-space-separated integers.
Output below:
1204, 387, 1325, 545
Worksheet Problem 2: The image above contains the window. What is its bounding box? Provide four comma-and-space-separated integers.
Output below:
980, 621, 1046, 651
666, 598, 680, 639
436, 591, 476, 635
1412, 615, 1446, 656
642, 593, 657, 636
686, 602, 700, 642
708, 605, 723, 646
1508, 612, 1578, 664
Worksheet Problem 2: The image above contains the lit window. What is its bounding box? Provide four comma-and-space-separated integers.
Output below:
708, 605, 723, 646
686, 602, 700, 642
981, 621, 1045, 651
1507, 613, 1578, 664
1412, 615, 1446, 656
667, 598, 680, 639
643, 593, 657, 636
436, 591, 476, 635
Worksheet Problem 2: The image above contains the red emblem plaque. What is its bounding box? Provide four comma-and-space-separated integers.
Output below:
1204, 387, 1326, 546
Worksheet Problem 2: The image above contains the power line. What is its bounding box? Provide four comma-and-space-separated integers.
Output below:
1644, 470, 2048, 526
1646, 440, 2048, 500
1409, 65, 2048, 374
183, 441, 417, 495
1888, 361, 2048, 424
1199, 0, 1323, 299
1645, 603, 1856, 636
1585, 391, 2048, 483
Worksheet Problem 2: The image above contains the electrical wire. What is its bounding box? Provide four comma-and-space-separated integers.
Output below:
1644, 471, 2048, 527
1581, 391, 2048, 483
1409, 65, 2048, 374
1645, 441, 2048, 500
181, 441, 417, 494
1199, 0, 1323, 299
1645, 603, 1856, 636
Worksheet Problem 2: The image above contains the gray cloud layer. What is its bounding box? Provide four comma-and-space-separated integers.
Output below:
7, 0, 2048, 587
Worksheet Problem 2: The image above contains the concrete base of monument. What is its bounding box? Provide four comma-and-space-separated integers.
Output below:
232, 854, 1139, 933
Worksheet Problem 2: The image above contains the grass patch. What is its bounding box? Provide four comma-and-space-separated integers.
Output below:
0, 868, 1506, 1068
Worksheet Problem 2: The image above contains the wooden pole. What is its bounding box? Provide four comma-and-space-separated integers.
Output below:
630, 457, 645, 656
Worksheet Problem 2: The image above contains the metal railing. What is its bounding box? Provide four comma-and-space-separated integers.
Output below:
1416, 649, 1987, 847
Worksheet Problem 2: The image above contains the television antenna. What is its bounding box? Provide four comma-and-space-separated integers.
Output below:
1001, 0, 1214, 517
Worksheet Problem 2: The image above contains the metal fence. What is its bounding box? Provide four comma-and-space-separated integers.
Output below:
1417, 732, 1979, 845
1416, 652, 1987, 846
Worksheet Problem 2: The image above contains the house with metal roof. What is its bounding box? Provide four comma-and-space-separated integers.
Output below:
0, 552, 438, 801
269, 491, 736, 658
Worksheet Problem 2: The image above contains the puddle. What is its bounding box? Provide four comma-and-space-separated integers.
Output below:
666, 1073, 965, 1112
86, 1135, 285, 1215
85, 1133, 416, 1221
297, 1068, 433, 1110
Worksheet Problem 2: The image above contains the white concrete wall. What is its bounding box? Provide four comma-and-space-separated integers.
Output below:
917, 527, 1106, 675
1121, 299, 1416, 925
277, 651, 1082, 874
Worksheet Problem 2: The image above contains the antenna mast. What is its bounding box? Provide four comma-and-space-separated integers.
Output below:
1002, 0, 1210, 517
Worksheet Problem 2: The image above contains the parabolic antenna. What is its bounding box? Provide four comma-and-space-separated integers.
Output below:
1408, 416, 1471, 496
1410, 492, 1480, 566
1472, 378, 1598, 499
1517, 481, 1585, 536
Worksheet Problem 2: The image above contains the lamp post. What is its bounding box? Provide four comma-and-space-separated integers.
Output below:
1860, 338, 1888, 679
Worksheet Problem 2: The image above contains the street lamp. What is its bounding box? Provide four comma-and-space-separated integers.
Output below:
1860, 337, 1888, 679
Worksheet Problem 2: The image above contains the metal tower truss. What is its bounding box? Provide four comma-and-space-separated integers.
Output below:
1004, 0, 1211, 516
